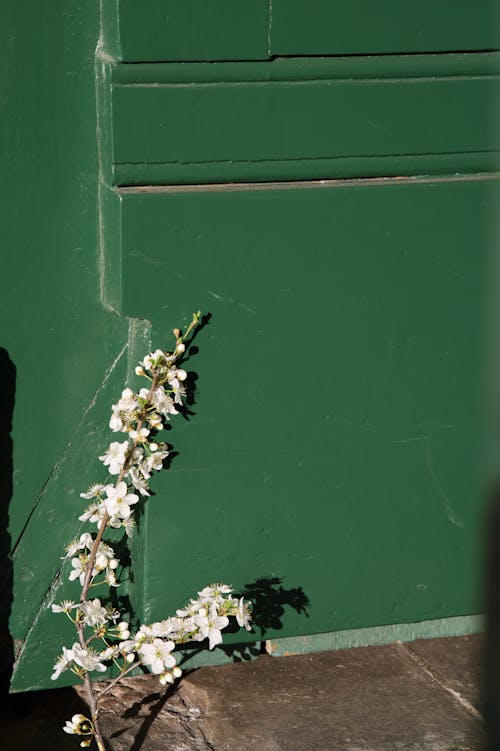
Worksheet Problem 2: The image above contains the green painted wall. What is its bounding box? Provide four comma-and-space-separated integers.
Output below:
1, 2, 128, 691
116, 0, 500, 61
111, 55, 500, 185
1, 1, 495, 691
118, 176, 490, 641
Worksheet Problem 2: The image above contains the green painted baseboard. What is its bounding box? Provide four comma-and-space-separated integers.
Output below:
178, 615, 484, 670
266, 615, 484, 657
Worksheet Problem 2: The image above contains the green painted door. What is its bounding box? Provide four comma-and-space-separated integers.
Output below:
3, 1, 498, 690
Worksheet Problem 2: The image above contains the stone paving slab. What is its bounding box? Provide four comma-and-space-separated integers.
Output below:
1, 636, 486, 751
408, 635, 482, 712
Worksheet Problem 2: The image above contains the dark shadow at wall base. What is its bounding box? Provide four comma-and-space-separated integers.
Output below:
0, 348, 15, 694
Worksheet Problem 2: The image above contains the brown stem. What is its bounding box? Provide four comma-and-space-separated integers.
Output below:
81, 513, 110, 602
97, 660, 139, 697
72, 320, 200, 748
82, 670, 106, 751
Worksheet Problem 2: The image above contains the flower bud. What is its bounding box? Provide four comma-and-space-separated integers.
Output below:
135, 365, 145, 376
176, 343, 185, 354
173, 328, 181, 338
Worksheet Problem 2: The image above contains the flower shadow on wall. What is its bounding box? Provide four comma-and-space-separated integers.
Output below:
0, 347, 15, 694
178, 576, 311, 665
112, 578, 310, 751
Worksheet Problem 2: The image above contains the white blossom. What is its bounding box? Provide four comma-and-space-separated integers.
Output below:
141, 349, 166, 371
129, 427, 150, 443
234, 597, 252, 631
194, 603, 229, 650
103, 482, 139, 519
146, 450, 169, 473
63, 533, 93, 559
72, 643, 107, 673
51, 646, 75, 680
139, 638, 176, 674
148, 412, 163, 431
105, 570, 119, 587
109, 411, 124, 432
80, 599, 108, 627
100, 645, 120, 661
69, 557, 86, 584
63, 714, 91, 735
51, 316, 258, 740
110, 388, 139, 432
80, 484, 106, 500
118, 639, 136, 656
166, 371, 184, 404
114, 621, 130, 639
99, 441, 129, 475
63, 538, 81, 558
78, 502, 103, 525
51, 600, 78, 614
197, 583, 233, 604
151, 385, 178, 419
159, 665, 182, 686
176, 599, 206, 618
94, 541, 118, 572
128, 466, 151, 496
117, 388, 138, 411
121, 517, 136, 538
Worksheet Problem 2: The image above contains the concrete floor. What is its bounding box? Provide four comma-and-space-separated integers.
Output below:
1, 635, 487, 750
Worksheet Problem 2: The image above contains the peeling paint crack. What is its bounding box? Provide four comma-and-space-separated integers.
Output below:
11, 341, 128, 559
397, 641, 482, 720
267, 0, 273, 57
12, 571, 62, 672
425, 438, 463, 528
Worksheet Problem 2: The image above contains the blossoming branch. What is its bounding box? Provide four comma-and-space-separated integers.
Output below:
50, 312, 252, 750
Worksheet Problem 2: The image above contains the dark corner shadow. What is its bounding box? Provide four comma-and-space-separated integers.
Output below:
0, 348, 15, 695
483, 484, 500, 750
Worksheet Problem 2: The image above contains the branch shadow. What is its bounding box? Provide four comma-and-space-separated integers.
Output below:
131, 312, 211, 531
178, 575, 310, 667
483, 485, 500, 749
116, 576, 310, 751
119, 683, 177, 751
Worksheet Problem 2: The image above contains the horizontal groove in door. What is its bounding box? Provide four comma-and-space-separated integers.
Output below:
112, 69, 500, 185
117, 171, 500, 195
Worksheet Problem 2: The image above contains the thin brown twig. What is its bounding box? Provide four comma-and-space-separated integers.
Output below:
72, 314, 200, 750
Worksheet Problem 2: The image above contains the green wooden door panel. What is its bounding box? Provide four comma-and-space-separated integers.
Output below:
112, 57, 500, 185
271, 1, 500, 57
3, 0, 495, 695
117, 175, 491, 642
1, 0, 135, 691
114, 1, 500, 62
117, 0, 270, 62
